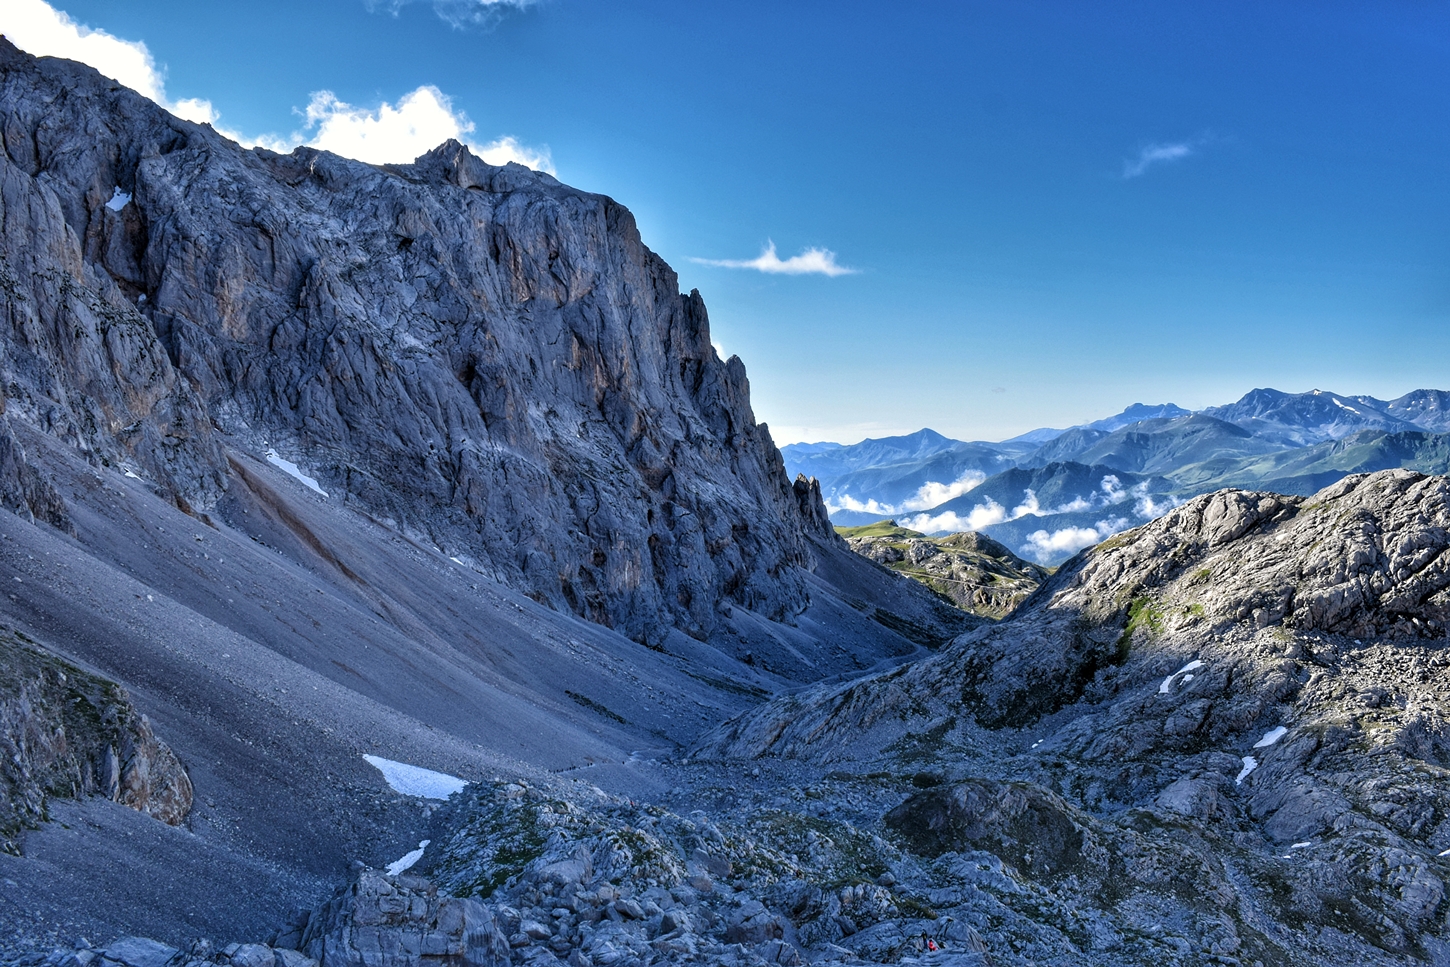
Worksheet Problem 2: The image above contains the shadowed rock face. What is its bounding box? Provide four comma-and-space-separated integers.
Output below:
0, 629, 191, 851
0, 38, 832, 645
885, 779, 1085, 877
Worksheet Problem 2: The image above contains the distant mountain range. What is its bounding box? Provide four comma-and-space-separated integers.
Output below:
782, 388, 1450, 564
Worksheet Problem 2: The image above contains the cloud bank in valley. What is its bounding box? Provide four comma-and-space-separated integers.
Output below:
826, 470, 985, 518
893, 472, 1187, 562
1, 1, 552, 171
1021, 516, 1132, 563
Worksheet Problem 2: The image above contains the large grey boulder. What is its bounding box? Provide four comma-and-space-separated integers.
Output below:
299, 871, 510, 967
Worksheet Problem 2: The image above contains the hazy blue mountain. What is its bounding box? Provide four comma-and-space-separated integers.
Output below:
1043, 414, 1280, 476
782, 428, 976, 479
1000, 425, 1067, 445
789, 390, 1450, 567
920, 462, 1173, 519
997, 401, 1187, 448
1082, 402, 1192, 433
1201, 388, 1417, 446
1019, 426, 1110, 466
1383, 389, 1450, 433
1173, 430, 1450, 495
822, 444, 1019, 511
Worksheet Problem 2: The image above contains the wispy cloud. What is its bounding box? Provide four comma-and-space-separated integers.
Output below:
692, 242, 857, 277
1, 1, 552, 172
367, 0, 538, 30
895, 499, 1009, 536
889, 473, 1181, 548
1123, 140, 1196, 179
827, 493, 896, 517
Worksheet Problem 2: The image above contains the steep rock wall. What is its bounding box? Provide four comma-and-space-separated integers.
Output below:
0, 39, 835, 644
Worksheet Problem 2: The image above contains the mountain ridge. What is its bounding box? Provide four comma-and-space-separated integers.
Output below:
788, 388, 1450, 564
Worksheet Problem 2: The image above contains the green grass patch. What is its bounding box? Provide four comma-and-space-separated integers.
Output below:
836, 520, 927, 539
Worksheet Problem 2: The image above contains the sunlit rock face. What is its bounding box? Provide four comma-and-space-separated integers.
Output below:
0, 37, 837, 645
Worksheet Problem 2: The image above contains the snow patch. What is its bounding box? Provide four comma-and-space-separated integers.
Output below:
1291, 842, 1312, 849
1235, 756, 1258, 785
386, 839, 430, 876
362, 755, 467, 800
123, 469, 141, 479
1439, 848, 1450, 857
1160, 660, 1204, 694
265, 448, 329, 496
1254, 726, 1288, 748
105, 187, 131, 211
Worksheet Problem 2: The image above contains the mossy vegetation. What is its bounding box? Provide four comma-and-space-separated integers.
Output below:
835, 521, 928, 539
841, 524, 1049, 621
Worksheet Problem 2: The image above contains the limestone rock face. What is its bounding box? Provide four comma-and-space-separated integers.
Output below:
0, 409, 70, 532
0, 39, 838, 645
0, 628, 192, 850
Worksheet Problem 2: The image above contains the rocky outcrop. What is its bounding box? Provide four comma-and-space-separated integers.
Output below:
0, 627, 192, 851
694, 470, 1450, 963
843, 528, 1047, 619
0, 410, 70, 532
0, 38, 839, 645
291, 870, 510, 967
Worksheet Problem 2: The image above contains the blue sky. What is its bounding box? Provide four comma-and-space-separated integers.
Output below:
6, 1, 1449, 443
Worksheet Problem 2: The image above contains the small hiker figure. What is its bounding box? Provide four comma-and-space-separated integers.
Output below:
919, 931, 939, 952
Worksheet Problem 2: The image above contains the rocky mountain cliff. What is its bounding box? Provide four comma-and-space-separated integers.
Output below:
0, 38, 976, 962
0, 36, 845, 646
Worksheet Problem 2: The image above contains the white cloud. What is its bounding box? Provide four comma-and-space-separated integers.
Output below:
900, 497, 1009, 535
1020, 516, 1133, 563
899, 471, 986, 512
1123, 141, 1194, 178
1011, 489, 1042, 518
297, 87, 553, 170
691, 241, 857, 277
826, 493, 896, 517
1126, 480, 1183, 518
1, 2, 551, 172
1100, 474, 1126, 502
1, 0, 221, 123
1133, 491, 1181, 518
828, 469, 987, 520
